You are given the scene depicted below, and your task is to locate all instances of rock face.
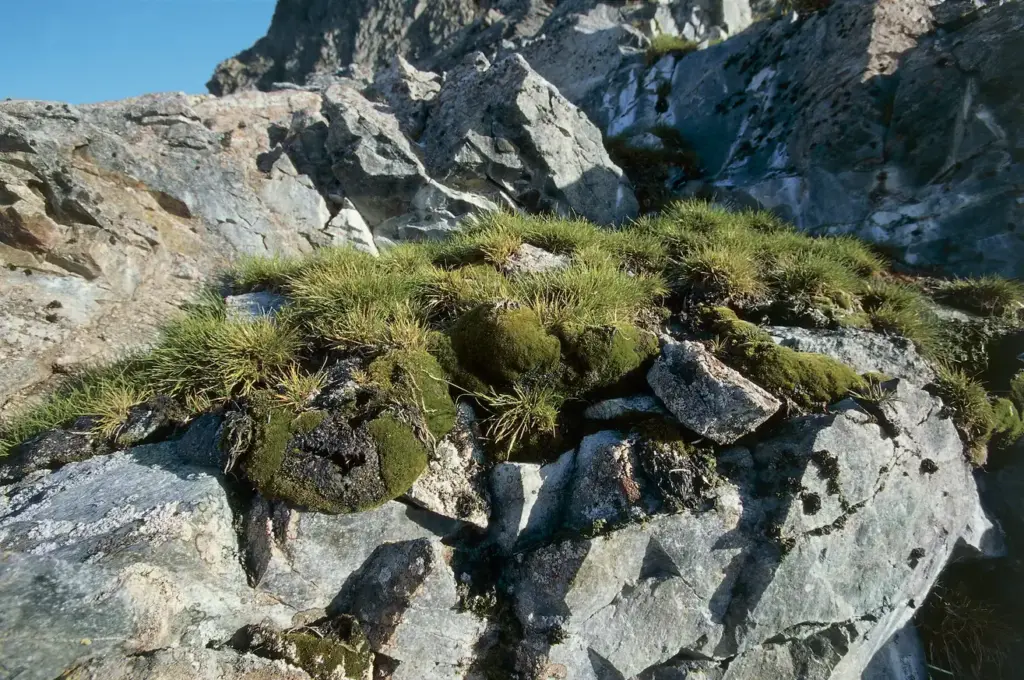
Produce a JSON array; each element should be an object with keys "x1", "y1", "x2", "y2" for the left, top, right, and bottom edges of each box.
[
  {"x1": 0, "y1": 91, "x2": 328, "y2": 416},
  {"x1": 604, "y1": 0, "x2": 1024, "y2": 277},
  {"x1": 510, "y1": 382, "x2": 992, "y2": 679},
  {"x1": 2, "y1": 56, "x2": 634, "y2": 414},
  {"x1": 422, "y1": 53, "x2": 638, "y2": 225}
]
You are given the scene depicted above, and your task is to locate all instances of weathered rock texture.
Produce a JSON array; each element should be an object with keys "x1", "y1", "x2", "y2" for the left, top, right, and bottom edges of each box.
[
  {"x1": 604, "y1": 0, "x2": 1024, "y2": 277},
  {"x1": 510, "y1": 382, "x2": 992, "y2": 679}
]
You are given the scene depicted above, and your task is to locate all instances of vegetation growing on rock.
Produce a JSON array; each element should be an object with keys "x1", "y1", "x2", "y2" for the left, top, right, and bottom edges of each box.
[{"x1": 2, "y1": 201, "x2": 1022, "y2": 472}]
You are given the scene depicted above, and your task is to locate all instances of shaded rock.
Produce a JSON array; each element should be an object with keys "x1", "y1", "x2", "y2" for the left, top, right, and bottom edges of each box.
[
  {"x1": 224, "y1": 292, "x2": 288, "y2": 322},
  {"x1": 606, "y1": 0, "x2": 1024, "y2": 278},
  {"x1": 406, "y1": 403, "x2": 491, "y2": 528},
  {"x1": 115, "y1": 395, "x2": 187, "y2": 447},
  {"x1": 584, "y1": 394, "x2": 667, "y2": 421},
  {"x1": 244, "y1": 499, "x2": 454, "y2": 612},
  {"x1": 490, "y1": 449, "x2": 575, "y2": 554},
  {"x1": 61, "y1": 647, "x2": 314, "y2": 680},
  {"x1": 422, "y1": 53, "x2": 638, "y2": 225},
  {"x1": 0, "y1": 445, "x2": 294, "y2": 680},
  {"x1": 566, "y1": 430, "x2": 646, "y2": 530},
  {"x1": 0, "y1": 417, "x2": 109, "y2": 482},
  {"x1": 648, "y1": 339, "x2": 781, "y2": 445},
  {"x1": 862, "y1": 622, "x2": 928, "y2": 680},
  {"x1": 502, "y1": 243, "x2": 570, "y2": 276},
  {"x1": 341, "y1": 538, "x2": 488, "y2": 675},
  {"x1": 768, "y1": 326, "x2": 935, "y2": 386}
]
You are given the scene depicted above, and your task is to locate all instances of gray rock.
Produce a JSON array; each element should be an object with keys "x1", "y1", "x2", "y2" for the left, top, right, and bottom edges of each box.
[
  {"x1": 115, "y1": 395, "x2": 187, "y2": 447},
  {"x1": 604, "y1": 0, "x2": 1024, "y2": 278},
  {"x1": 61, "y1": 647, "x2": 314, "y2": 680},
  {"x1": 322, "y1": 199, "x2": 379, "y2": 254},
  {"x1": 861, "y1": 622, "x2": 928, "y2": 680},
  {"x1": 502, "y1": 243, "x2": 570, "y2": 275},
  {"x1": 342, "y1": 538, "x2": 488, "y2": 675},
  {"x1": 584, "y1": 394, "x2": 667, "y2": 421},
  {"x1": 224, "y1": 291, "x2": 288, "y2": 322},
  {"x1": 208, "y1": 0, "x2": 481, "y2": 95},
  {"x1": 0, "y1": 446, "x2": 294, "y2": 680},
  {"x1": 368, "y1": 55, "x2": 442, "y2": 139},
  {"x1": 508, "y1": 381, "x2": 988, "y2": 679},
  {"x1": 422, "y1": 53, "x2": 638, "y2": 225},
  {"x1": 245, "y1": 499, "x2": 454, "y2": 612},
  {"x1": 0, "y1": 418, "x2": 108, "y2": 482},
  {"x1": 566, "y1": 430, "x2": 646, "y2": 530},
  {"x1": 406, "y1": 403, "x2": 491, "y2": 528},
  {"x1": 648, "y1": 339, "x2": 781, "y2": 445},
  {"x1": 768, "y1": 326, "x2": 935, "y2": 386},
  {"x1": 0, "y1": 90, "x2": 330, "y2": 418},
  {"x1": 490, "y1": 449, "x2": 575, "y2": 553}
]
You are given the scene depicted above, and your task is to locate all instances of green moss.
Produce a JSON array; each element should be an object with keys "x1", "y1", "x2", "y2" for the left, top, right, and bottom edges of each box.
[
  {"x1": 646, "y1": 34, "x2": 700, "y2": 65},
  {"x1": 451, "y1": 305, "x2": 561, "y2": 387},
  {"x1": 366, "y1": 416, "x2": 429, "y2": 499},
  {"x1": 367, "y1": 349, "x2": 457, "y2": 439},
  {"x1": 563, "y1": 325, "x2": 659, "y2": 390},
  {"x1": 244, "y1": 401, "x2": 328, "y2": 502},
  {"x1": 242, "y1": 617, "x2": 373, "y2": 680},
  {"x1": 704, "y1": 307, "x2": 866, "y2": 409},
  {"x1": 1011, "y1": 372, "x2": 1024, "y2": 413}
]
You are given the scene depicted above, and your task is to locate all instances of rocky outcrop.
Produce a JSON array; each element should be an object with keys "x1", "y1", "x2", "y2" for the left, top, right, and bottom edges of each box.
[
  {"x1": 2, "y1": 55, "x2": 633, "y2": 414},
  {"x1": 605, "y1": 0, "x2": 1024, "y2": 277},
  {"x1": 509, "y1": 382, "x2": 991, "y2": 679}
]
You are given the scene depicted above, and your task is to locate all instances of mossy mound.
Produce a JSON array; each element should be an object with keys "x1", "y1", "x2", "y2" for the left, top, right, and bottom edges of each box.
[
  {"x1": 367, "y1": 349, "x2": 457, "y2": 439},
  {"x1": 235, "y1": 617, "x2": 372, "y2": 680},
  {"x1": 238, "y1": 396, "x2": 426, "y2": 514},
  {"x1": 704, "y1": 307, "x2": 866, "y2": 409},
  {"x1": 562, "y1": 325, "x2": 659, "y2": 391},
  {"x1": 451, "y1": 305, "x2": 561, "y2": 388}
]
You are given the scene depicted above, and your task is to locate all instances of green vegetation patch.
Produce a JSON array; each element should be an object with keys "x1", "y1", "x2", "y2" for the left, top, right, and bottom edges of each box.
[
  {"x1": 932, "y1": 366, "x2": 1001, "y2": 466},
  {"x1": 451, "y1": 305, "x2": 562, "y2": 388},
  {"x1": 243, "y1": 401, "x2": 328, "y2": 506},
  {"x1": 704, "y1": 306, "x2": 866, "y2": 409},
  {"x1": 366, "y1": 415, "x2": 429, "y2": 499},
  {"x1": 646, "y1": 34, "x2": 700, "y2": 65},
  {"x1": 562, "y1": 325, "x2": 659, "y2": 391},
  {"x1": 367, "y1": 349, "x2": 457, "y2": 439},
  {"x1": 936, "y1": 276, "x2": 1024, "y2": 319}
]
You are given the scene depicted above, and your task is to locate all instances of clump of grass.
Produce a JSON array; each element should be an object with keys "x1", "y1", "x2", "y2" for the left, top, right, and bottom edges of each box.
[
  {"x1": 769, "y1": 250, "x2": 859, "y2": 307},
  {"x1": 230, "y1": 253, "x2": 303, "y2": 291},
  {"x1": 147, "y1": 306, "x2": 300, "y2": 403},
  {"x1": 937, "y1": 276, "x2": 1024, "y2": 319},
  {"x1": 646, "y1": 34, "x2": 700, "y2": 65},
  {"x1": 273, "y1": 365, "x2": 329, "y2": 411},
  {"x1": 677, "y1": 242, "x2": 766, "y2": 301},
  {"x1": 0, "y1": 362, "x2": 153, "y2": 456},
  {"x1": 474, "y1": 384, "x2": 564, "y2": 460},
  {"x1": 918, "y1": 581, "x2": 1012, "y2": 679},
  {"x1": 932, "y1": 365, "x2": 997, "y2": 466},
  {"x1": 860, "y1": 281, "x2": 941, "y2": 353}
]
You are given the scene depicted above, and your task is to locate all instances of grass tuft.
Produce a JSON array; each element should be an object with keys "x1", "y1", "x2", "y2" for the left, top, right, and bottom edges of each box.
[
  {"x1": 937, "y1": 276, "x2": 1024, "y2": 319},
  {"x1": 646, "y1": 34, "x2": 700, "y2": 65}
]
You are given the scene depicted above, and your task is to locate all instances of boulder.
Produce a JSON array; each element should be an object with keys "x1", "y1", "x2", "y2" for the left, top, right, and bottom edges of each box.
[
  {"x1": 322, "y1": 199, "x2": 379, "y2": 255},
  {"x1": 508, "y1": 381, "x2": 991, "y2": 679},
  {"x1": 422, "y1": 53, "x2": 638, "y2": 225},
  {"x1": 566, "y1": 430, "x2": 646, "y2": 530},
  {"x1": 368, "y1": 55, "x2": 442, "y2": 139},
  {"x1": 502, "y1": 243, "x2": 570, "y2": 276},
  {"x1": 490, "y1": 449, "x2": 576, "y2": 553},
  {"x1": 768, "y1": 326, "x2": 935, "y2": 386},
  {"x1": 224, "y1": 292, "x2": 288, "y2": 322},
  {"x1": 648, "y1": 339, "x2": 781, "y2": 445},
  {"x1": 0, "y1": 417, "x2": 109, "y2": 482},
  {"x1": 0, "y1": 444, "x2": 293, "y2": 680}
]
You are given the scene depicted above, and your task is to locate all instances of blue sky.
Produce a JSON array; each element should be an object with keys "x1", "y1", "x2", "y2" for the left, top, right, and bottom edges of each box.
[{"x1": 0, "y1": 0, "x2": 276, "y2": 104}]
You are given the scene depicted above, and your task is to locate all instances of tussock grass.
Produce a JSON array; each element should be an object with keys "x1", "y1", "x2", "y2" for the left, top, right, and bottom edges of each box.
[
  {"x1": 933, "y1": 365, "x2": 997, "y2": 466},
  {"x1": 5, "y1": 200, "x2": 1016, "y2": 466},
  {"x1": 937, "y1": 276, "x2": 1024, "y2": 319},
  {"x1": 0, "y1": 362, "x2": 153, "y2": 457}
]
